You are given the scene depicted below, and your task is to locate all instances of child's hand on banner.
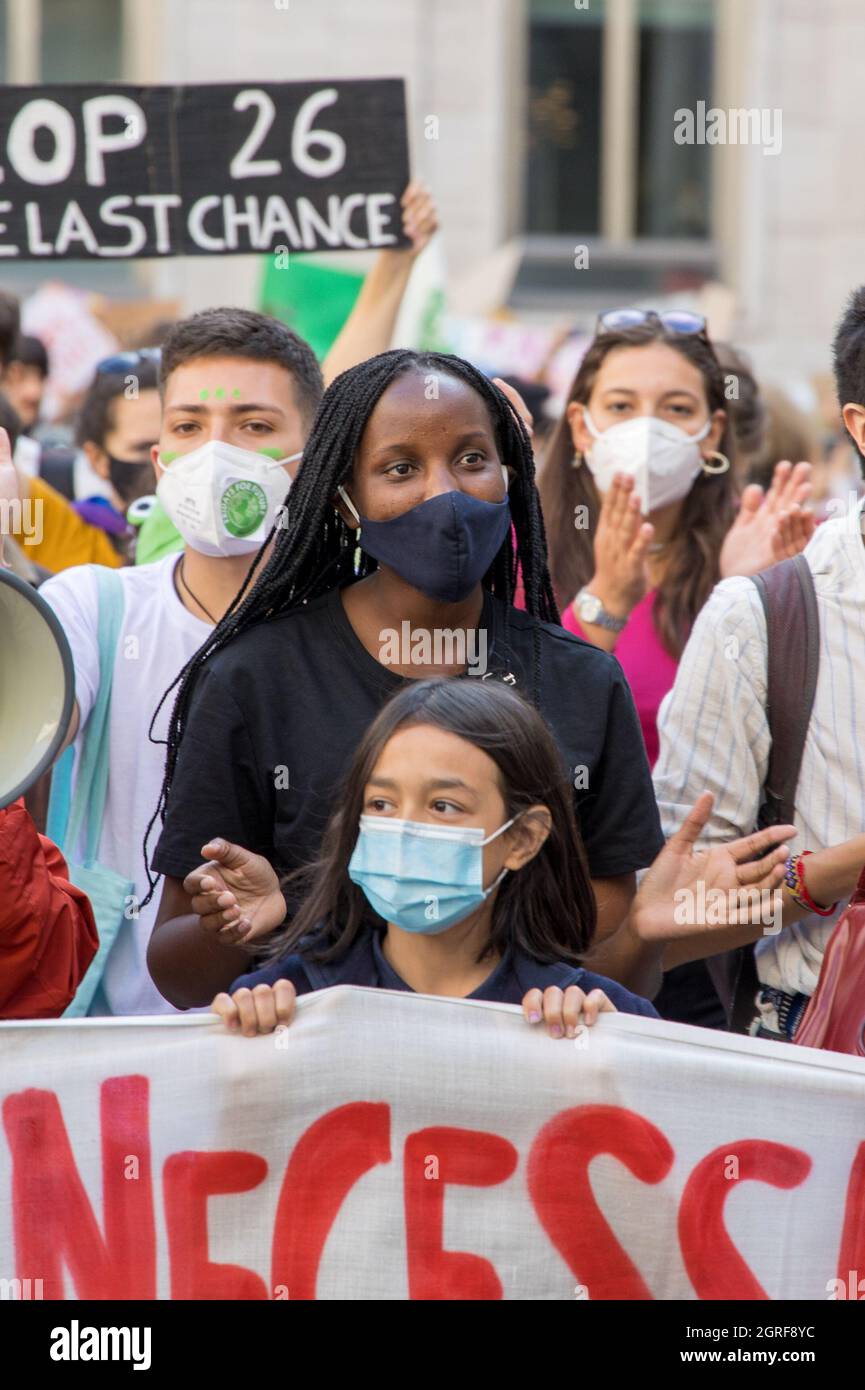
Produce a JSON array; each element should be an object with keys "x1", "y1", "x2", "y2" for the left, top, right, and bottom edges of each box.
[
  {"x1": 183, "y1": 839, "x2": 286, "y2": 944},
  {"x1": 521, "y1": 984, "x2": 616, "y2": 1040},
  {"x1": 212, "y1": 979, "x2": 297, "y2": 1036}
]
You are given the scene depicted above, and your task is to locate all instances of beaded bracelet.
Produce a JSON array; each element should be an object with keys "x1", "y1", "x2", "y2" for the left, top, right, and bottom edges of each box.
[{"x1": 783, "y1": 850, "x2": 838, "y2": 917}]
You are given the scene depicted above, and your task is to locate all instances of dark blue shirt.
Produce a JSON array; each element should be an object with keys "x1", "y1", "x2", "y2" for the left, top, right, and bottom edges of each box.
[{"x1": 230, "y1": 927, "x2": 659, "y2": 1017}]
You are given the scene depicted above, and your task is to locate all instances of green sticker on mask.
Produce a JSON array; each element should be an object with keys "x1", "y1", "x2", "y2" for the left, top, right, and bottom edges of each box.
[{"x1": 221, "y1": 479, "x2": 268, "y2": 537}]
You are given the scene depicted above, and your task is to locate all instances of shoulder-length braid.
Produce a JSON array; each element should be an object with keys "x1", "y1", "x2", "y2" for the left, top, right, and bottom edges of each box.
[
  {"x1": 143, "y1": 350, "x2": 559, "y2": 897},
  {"x1": 537, "y1": 322, "x2": 737, "y2": 659}
]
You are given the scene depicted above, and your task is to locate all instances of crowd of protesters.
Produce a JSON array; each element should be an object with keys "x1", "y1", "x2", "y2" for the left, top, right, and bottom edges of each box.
[{"x1": 2, "y1": 180, "x2": 863, "y2": 1054}]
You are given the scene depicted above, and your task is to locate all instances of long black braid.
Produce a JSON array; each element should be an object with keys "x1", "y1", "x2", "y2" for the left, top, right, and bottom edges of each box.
[{"x1": 142, "y1": 349, "x2": 559, "y2": 900}]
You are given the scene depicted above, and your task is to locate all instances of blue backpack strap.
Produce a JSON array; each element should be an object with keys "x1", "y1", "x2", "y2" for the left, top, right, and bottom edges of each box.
[
  {"x1": 45, "y1": 743, "x2": 75, "y2": 848},
  {"x1": 60, "y1": 566, "x2": 125, "y2": 862}
]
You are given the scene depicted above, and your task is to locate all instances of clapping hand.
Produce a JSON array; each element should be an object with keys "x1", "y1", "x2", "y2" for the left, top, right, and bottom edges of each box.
[
  {"x1": 720, "y1": 461, "x2": 815, "y2": 578},
  {"x1": 631, "y1": 792, "x2": 795, "y2": 942}
]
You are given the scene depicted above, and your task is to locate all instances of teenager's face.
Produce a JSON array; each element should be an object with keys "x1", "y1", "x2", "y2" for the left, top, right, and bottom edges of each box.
[
  {"x1": 104, "y1": 387, "x2": 162, "y2": 457},
  {"x1": 567, "y1": 342, "x2": 725, "y2": 463},
  {"x1": 3, "y1": 362, "x2": 44, "y2": 430},
  {"x1": 344, "y1": 370, "x2": 508, "y2": 521},
  {"x1": 154, "y1": 356, "x2": 306, "y2": 481},
  {"x1": 361, "y1": 723, "x2": 550, "y2": 893},
  {"x1": 84, "y1": 388, "x2": 162, "y2": 508}
]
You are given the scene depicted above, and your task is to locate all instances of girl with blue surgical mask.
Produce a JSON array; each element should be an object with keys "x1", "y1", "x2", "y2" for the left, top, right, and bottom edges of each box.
[{"x1": 208, "y1": 678, "x2": 793, "y2": 1038}]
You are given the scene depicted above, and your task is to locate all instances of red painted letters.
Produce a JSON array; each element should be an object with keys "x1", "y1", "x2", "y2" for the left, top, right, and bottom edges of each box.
[{"x1": 404, "y1": 1126, "x2": 518, "y2": 1299}]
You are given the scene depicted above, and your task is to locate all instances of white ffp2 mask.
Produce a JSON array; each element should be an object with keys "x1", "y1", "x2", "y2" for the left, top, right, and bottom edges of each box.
[
  {"x1": 156, "y1": 439, "x2": 301, "y2": 557},
  {"x1": 582, "y1": 409, "x2": 711, "y2": 513}
]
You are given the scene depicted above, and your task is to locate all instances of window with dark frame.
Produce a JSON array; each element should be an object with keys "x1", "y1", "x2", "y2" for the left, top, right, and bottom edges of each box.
[
  {"x1": 525, "y1": 0, "x2": 604, "y2": 236},
  {"x1": 524, "y1": 0, "x2": 715, "y2": 241}
]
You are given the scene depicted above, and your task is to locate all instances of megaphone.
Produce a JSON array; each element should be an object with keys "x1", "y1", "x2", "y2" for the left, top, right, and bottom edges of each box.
[{"x1": 0, "y1": 566, "x2": 75, "y2": 809}]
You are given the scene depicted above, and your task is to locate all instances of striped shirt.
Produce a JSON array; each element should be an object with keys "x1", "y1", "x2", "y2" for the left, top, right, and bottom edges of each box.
[{"x1": 653, "y1": 505, "x2": 865, "y2": 996}]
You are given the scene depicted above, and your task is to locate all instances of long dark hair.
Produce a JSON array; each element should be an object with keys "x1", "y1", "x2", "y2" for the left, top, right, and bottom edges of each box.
[
  {"x1": 538, "y1": 321, "x2": 737, "y2": 658},
  {"x1": 143, "y1": 350, "x2": 559, "y2": 899},
  {"x1": 266, "y1": 677, "x2": 597, "y2": 966}
]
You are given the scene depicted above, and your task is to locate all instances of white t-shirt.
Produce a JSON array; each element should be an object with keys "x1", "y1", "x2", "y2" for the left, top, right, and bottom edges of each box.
[{"x1": 40, "y1": 554, "x2": 211, "y2": 1015}]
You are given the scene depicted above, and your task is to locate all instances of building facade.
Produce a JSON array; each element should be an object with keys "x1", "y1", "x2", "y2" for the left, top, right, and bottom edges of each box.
[{"x1": 0, "y1": 0, "x2": 861, "y2": 381}]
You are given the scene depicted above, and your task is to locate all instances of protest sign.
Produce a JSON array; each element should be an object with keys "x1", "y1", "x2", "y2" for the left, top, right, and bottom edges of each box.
[
  {"x1": 0, "y1": 80, "x2": 409, "y2": 259},
  {"x1": 1, "y1": 985, "x2": 864, "y2": 1301}
]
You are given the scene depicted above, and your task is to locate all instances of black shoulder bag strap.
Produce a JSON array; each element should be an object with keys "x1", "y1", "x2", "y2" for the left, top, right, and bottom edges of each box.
[{"x1": 705, "y1": 553, "x2": 820, "y2": 1032}]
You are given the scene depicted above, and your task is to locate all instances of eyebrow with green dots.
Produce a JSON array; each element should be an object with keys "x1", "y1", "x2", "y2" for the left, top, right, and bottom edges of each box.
[{"x1": 197, "y1": 387, "x2": 247, "y2": 401}]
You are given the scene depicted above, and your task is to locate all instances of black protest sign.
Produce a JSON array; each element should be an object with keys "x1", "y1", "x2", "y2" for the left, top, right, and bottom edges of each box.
[{"x1": 0, "y1": 79, "x2": 410, "y2": 259}]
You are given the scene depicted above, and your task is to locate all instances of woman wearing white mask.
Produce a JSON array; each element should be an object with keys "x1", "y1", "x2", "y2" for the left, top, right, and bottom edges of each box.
[{"x1": 538, "y1": 309, "x2": 814, "y2": 769}]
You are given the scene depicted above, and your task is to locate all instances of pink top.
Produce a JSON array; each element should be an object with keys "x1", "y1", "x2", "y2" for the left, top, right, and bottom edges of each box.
[{"x1": 561, "y1": 590, "x2": 678, "y2": 768}]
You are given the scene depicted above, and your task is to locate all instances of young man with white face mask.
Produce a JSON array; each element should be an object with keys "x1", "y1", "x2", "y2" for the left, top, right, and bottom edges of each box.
[
  {"x1": 37, "y1": 311, "x2": 321, "y2": 1014},
  {"x1": 32, "y1": 181, "x2": 439, "y2": 1016}
]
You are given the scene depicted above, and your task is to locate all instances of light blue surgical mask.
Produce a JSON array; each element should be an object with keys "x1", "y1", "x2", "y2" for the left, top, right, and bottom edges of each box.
[{"x1": 348, "y1": 813, "x2": 517, "y2": 934}]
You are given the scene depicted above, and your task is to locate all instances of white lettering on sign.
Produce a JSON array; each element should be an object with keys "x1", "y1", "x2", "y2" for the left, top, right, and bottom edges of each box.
[
  {"x1": 24, "y1": 203, "x2": 52, "y2": 254},
  {"x1": 82, "y1": 96, "x2": 147, "y2": 185},
  {"x1": 258, "y1": 195, "x2": 301, "y2": 248},
  {"x1": 366, "y1": 192, "x2": 398, "y2": 246},
  {"x1": 22, "y1": 194, "x2": 181, "y2": 256},
  {"x1": 54, "y1": 200, "x2": 100, "y2": 255},
  {"x1": 0, "y1": 201, "x2": 18, "y2": 255},
  {"x1": 336, "y1": 192, "x2": 368, "y2": 249},
  {"x1": 7, "y1": 99, "x2": 76, "y2": 185},
  {"x1": 134, "y1": 193, "x2": 181, "y2": 254},
  {"x1": 98, "y1": 195, "x2": 147, "y2": 256},
  {"x1": 185, "y1": 191, "x2": 398, "y2": 253},
  {"x1": 230, "y1": 90, "x2": 281, "y2": 179},
  {"x1": 0, "y1": 80, "x2": 408, "y2": 257},
  {"x1": 291, "y1": 89, "x2": 346, "y2": 178},
  {"x1": 186, "y1": 195, "x2": 225, "y2": 251}
]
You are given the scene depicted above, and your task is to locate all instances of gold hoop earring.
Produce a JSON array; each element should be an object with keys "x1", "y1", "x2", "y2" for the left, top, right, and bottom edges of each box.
[{"x1": 701, "y1": 451, "x2": 730, "y2": 475}]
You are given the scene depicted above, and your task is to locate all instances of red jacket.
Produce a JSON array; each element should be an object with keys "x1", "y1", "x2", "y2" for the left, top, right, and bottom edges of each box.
[{"x1": 0, "y1": 799, "x2": 98, "y2": 1018}]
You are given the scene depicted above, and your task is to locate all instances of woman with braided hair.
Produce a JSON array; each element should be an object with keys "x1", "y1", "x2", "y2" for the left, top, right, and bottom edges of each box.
[{"x1": 147, "y1": 348, "x2": 664, "y2": 1008}]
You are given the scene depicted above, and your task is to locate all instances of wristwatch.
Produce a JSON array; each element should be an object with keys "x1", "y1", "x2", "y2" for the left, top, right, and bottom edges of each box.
[{"x1": 574, "y1": 587, "x2": 628, "y2": 633}]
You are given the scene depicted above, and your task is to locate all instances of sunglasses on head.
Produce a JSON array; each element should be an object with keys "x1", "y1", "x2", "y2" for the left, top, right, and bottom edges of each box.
[
  {"x1": 95, "y1": 347, "x2": 161, "y2": 375},
  {"x1": 595, "y1": 308, "x2": 707, "y2": 338}
]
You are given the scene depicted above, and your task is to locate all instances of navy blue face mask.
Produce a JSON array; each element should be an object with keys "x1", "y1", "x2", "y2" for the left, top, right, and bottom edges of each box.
[{"x1": 338, "y1": 477, "x2": 512, "y2": 604}]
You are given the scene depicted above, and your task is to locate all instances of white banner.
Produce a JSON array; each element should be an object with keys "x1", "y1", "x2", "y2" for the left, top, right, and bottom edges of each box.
[{"x1": 1, "y1": 985, "x2": 864, "y2": 1301}]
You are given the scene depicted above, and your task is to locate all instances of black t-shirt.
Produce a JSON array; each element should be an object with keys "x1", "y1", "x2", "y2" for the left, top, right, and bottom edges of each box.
[{"x1": 152, "y1": 585, "x2": 664, "y2": 887}]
